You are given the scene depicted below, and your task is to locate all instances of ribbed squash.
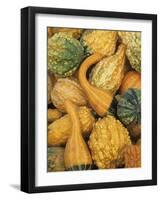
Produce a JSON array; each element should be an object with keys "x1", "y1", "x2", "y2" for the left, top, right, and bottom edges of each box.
[
  {"x1": 64, "y1": 100, "x2": 92, "y2": 170},
  {"x1": 118, "y1": 31, "x2": 141, "y2": 72},
  {"x1": 88, "y1": 115, "x2": 131, "y2": 169},
  {"x1": 119, "y1": 71, "x2": 141, "y2": 94},
  {"x1": 90, "y1": 44, "x2": 126, "y2": 95},
  {"x1": 48, "y1": 33, "x2": 84, "y2": 77},
  {"x1": 81, "y1": 30, "x2": 118, "y2": 56},
  {"x1": 78, "y1": 53, "x2": 113, "y2": 117},
  {"x1": 48, "y1": 109, "x2": 62, "y2": 123},
  {"x1": 51, "y1": 78, "x2": 87, "y2": 112},
  {"x1": 48, "y1": 27, "x2": 83, "y2": 39},
  {"x1": 48, "y1": 106, "x2": 95, "y2": 146},
  {"x1": 117, "y1": 88, "x2": 141, "y2": 126},
  {"x1": 48, "y1": 147, "x2": 65, "y2": 172},
  {"x1": 121, "y1": 144, "x2": 141, "y2": 168}
]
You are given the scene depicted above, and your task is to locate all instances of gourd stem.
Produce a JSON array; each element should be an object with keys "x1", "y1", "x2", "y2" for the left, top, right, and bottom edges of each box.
[
  {"x1": 78, "y1": 53, "x2": 103, "y2": 91},
  {"x1": 64, "y1": 100, "x2": 81, "y2": 137}
]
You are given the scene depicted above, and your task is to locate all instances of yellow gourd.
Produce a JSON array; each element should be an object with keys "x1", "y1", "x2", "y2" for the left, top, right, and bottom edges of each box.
[
  {"x1": 48, "y1": 109, "x2": 62, "y2": 123},
  {"x1": 64, "y1": 100, "x2": 92, "y2": 170},
  {"x1": 48, "y1": 106, "x2": 95, "y2": 146},
  {"x1": 78, "y1": 53, "x2": 113, "y2": 117}
]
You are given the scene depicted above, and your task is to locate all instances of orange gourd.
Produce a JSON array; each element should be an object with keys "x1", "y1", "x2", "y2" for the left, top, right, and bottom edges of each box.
[
  {"x1": 78, "y1": 53, "x2": 113, "y2": 117},
  {"x1": 64, "y1": 100, "x2": 92, "y2": 170},
  {"x1": 119, "y1": 71, "x2": 141, "y2": 94}
]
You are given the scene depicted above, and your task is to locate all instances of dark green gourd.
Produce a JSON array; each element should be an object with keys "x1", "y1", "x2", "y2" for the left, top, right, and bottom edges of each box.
[
  {"x1": 48, "y1": 33, "x2": 84, "y2": 77},
  {"x1": 117, "y1": 88, "x2": 141, "y2": 126}
]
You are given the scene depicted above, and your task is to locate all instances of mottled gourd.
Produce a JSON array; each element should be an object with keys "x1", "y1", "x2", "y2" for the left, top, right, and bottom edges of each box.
[
  {"x1": 48, "y1": 147, "x2": 65, "y2": 172},
  {"x1": 90, "y1": 44, "x2": 126, "y2": 95},
  {"x1": 48, "y1": 33, "x2": 84, "y2": 77},
  {"x1": 118, "y1": 31, "x2": 141, "y2": 72}
]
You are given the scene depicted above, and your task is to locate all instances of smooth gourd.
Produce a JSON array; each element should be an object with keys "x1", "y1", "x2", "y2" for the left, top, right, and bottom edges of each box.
[
  {"x1": 78, "y1": 53, "x2": 113, "y2": 117},
  {"x1": 64, "y1": 100, "x2": 92, "y2": 170}
]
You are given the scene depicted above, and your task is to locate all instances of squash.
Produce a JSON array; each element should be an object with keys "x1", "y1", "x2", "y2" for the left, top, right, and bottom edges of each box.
[
  {"x1": 48, "y1": 109, "x2": 62, "y2": 123},
  {"x1": 81, "y1": 30, "x2": 118, "y2": 56},
  {"x1": 117, "y1": 88, "x2": 141, "y2": 126},
  {"x1": 119, "y1": 71, "x2": 141, "y2": 94},
  {"x1": 51, "y1": 78, "x2": 87, "y2": 112},
  {"x1": 88, "y1": 115, "x2": 131, "y2": 169},
  {"x1": 118, "y1": 31, "x2": 141, "y2": 72},
  {"x1": 121, "y1": 144, "x2": 141, "y2": 168},
  {"x1": 90, "y1": 44, "x2": 126, "y2": 95},
  {"x1": 48, "y1": 147, "x2": 65, "y2": 172},
  {"x1": 78, "y1": 53, "x2": 113, "y2": 117},
  {"x1": 47, "y1": 27, "x2": 83, "y2": 39},
  {"x1": 48, "y1": 106, "x2": 95, "y2": 146},
  {"x1": 64, "y1": 100, "x2": 92, "y2": 170},
  {"x1": 48, "y1": 33, "x2": 84, "y2": 77}
]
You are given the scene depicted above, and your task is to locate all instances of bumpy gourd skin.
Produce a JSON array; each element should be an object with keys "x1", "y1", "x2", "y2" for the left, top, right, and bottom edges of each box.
[
  {"x1": 81, "y1": 30, "x2": 118, "y2": 57},
  {"x1": 48, "y1": 27, "x2": 83, "y2": 39},
  {"x1": 48, "y1": 33, "x2": 84, "y2": 77},
  {"x1": 118, "y1": 31, "x2": 141, "y2": 72},
  {"x1": 88, "y1": 115, "x2": 131, "y2": 169},
  {"x1": 90, "y1": 44, "x2": 126, "y2": 95},
  {"x1": 121, "y1": 144, "x2": 141, "y2": 168},
  {"x1": 117, "y1": 88, "x2": 141, "y2": 126},
  {"x1": 51, "y1": 78, "x2": 87, "y2": 112}
]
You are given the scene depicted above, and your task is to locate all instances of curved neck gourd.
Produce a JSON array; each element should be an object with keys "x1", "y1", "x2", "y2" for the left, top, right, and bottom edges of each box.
[
  {"x1": 64, "y1": 100, "x2": 92, "y2": 170},
  {"x1": 78, "y1": 53, "x2": 113, "y2": 117}
]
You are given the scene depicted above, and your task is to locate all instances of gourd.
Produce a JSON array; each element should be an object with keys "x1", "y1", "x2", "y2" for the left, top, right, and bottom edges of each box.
[
  {"x1": 48, "y1": 106, "x2": 95, "y2": 146},
  {"x1": 48, "y1": 74, "x2": 52, "y2": 104},
  {"x1": 81, "y1": 30, "x2": 118, "y2": 56},
  {"x1": 51, "y1": 78, "x2": 87, "y2": 112},
  {"x1": 64, "y1": 100, "x2": 92, "y2": 170},
  {"x1": 121, "y1": 144, "x2": 141, "y2": 168},
  {"x1": 48, "y1": 147, "x2": 65, "y2": 172},
  {"x1": 78, "y1": 53, "x2": 113, "y2": 117},
  {"x1": 48, "y1": 27, "x2": 83, "y2": 39},
  {"x1": 118, "y1": 31, "x2": 141, "y2": 72},
  {"x1": 48, "y1": 109, "x2": 62, "y2": 123},
  {"x1": 119, "y1": 71, "x2": 141, "y2": 94},
  {"x1": 48, "y1": 33, "x2": 84, "y2": 77},
  {"x1": 88, "y1": 115, "x2": 131, "y2": 169},
  {"x1": 90, "y1": 44, "x2": 126, "y2": 95},
  {"x1": 117, "y1": 88, "x2": 141, "y2": 126}
]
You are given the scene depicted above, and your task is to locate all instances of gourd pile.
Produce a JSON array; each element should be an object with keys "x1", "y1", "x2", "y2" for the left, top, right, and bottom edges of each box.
[{"x1": 47, "y1": 28, "x2": 141, "y2": 172}]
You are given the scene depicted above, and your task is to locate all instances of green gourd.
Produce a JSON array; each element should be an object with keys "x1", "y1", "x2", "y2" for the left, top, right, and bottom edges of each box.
[
  {"x1": 48, "y1": 33, "x2": 84, "y2": 77},
  {"x1": 117, "y1": 88, "x2": 141, "y2": 126},
  {"x1": 48, "y1": 147, "x2": 65, "y2": 172}
]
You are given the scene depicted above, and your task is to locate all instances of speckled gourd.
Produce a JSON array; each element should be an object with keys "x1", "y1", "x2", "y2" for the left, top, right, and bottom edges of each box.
[
  {"x1": 118, "y1": 31, "x2": 141, "y2": 72},
  {"x1": 90, "y1": 44, "x2": 126, "y2": 95},
  {"x1": 48, "y1": 33, "x2": 84, "y2": 77},
  {"x1": 81, "y1": 30, "x2": 118, "y2": 57}
]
